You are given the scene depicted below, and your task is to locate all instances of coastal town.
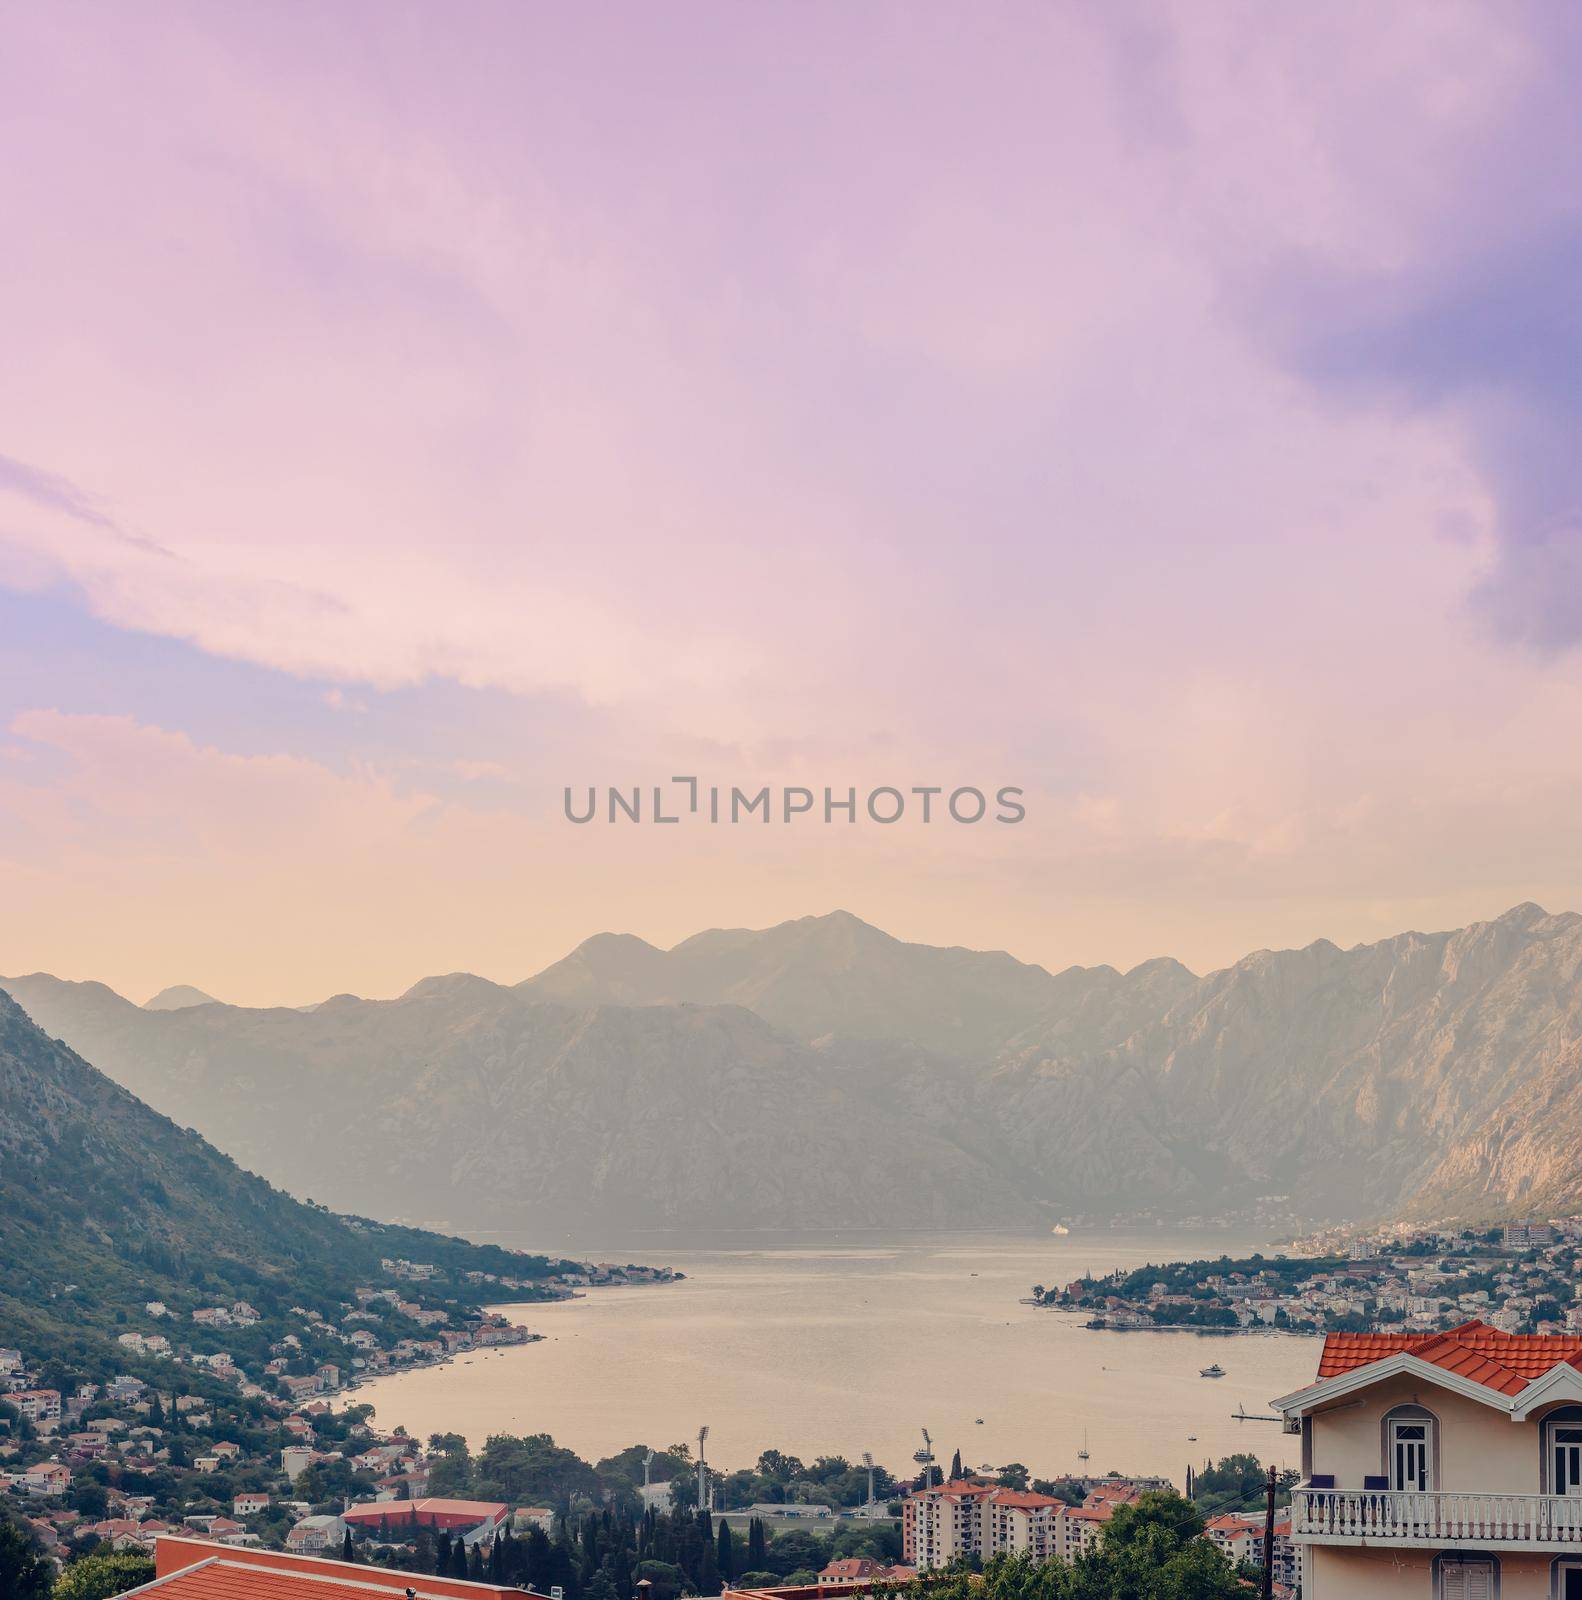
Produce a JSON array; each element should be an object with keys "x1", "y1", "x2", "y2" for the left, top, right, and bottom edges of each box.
[
  {"x1": 0, "y1": 1255, "x2": 678, "y2": 1563},
  {"x1": 1033, "y1": 1217, "x2": 1582, "y2": 1336},
  {"x1": 22, "y1": 1213, "x2": 1582, "y2": 1600},
  {"x1": 2, "y1": 1294, "x2": 1302, "y2": 1598}
]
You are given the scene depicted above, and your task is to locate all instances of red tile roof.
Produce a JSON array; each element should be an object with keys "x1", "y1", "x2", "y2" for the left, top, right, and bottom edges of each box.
[
  {"x1": 1316, "y1": 1319, "x2": 1582, "y2": 1396},
  {"x1": 986, "y1": 1490, "x2": 1064, "y2": 1510},
  {"x1": 150, "y1": 1537, "x2": 533, "y2": 1600},
  {"x1": 341, "y1": 1499, "x2": 506, "y2": 1527},
  {"x1": 820, "y1": 1559, "x2": 878, "y2": 1579}
]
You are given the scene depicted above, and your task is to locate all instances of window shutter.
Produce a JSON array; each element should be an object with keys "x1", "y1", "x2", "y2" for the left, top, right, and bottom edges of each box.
[{"x1": 1442, "y1": 1561, "x2": 1494, "y2": 1600}]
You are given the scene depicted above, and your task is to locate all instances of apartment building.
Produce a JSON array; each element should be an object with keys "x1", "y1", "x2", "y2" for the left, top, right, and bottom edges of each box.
[
  {"x1": 10, "y1": 1389, "x2": 62, "y2": 1422},
  {"x1": 1274, "y1": 1319, "x2": 1582, "y2": 1598},
  {"x1": 903, "y1": 1480, "x2": 1068, "y2": 1569}
]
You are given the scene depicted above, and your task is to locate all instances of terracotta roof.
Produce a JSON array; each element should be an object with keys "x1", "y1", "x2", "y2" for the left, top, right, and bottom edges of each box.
[
  {"x1": 1204, "y1": 1514, "x2": 1260, "y2": 1534},
  {"x1": 986, "y1": 1490, "x2": 1064, "y2": 1510},
  {"x1": 342, "y1": 1499, "x2": 507, "y2": 1525},
  {"x1": 1315, "y1": 1319, "x2": 1582, "y2": 1397},
  {"x1": 149, "y1": 1538, "x2": 533, "y2": 1600}
]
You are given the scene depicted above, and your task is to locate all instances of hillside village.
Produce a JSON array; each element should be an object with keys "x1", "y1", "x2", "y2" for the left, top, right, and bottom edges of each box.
[
  {"x1": 1037, "y1": 1218, "x2": 1582, "y2": 1335},
  {"x1": 0, "y1": 1255, "x2": 676, "y2": 1564}
]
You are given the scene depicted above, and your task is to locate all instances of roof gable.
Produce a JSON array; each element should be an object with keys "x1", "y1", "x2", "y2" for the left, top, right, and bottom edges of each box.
[{"x1": 1277, "y1": 1321, "x2": 1582, "y2": 1418}]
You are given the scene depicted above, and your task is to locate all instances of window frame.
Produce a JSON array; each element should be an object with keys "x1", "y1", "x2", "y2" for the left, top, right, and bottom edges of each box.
[
  {"x1": 1542, "y1": 1408, "x2": 1582, "y2": 1496},
  {"x1": 1434, "y1": 1552, "x2": 1499, "y2": 1600},
  {"x1": 1381, "y1": 1402, "x2": 1440, "y2": 1493}
]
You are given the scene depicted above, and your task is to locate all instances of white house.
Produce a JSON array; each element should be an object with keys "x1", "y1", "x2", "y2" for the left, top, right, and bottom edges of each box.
[{"x1": 1274, "y1": 1319, "x2": 1582, "y2": 1598}]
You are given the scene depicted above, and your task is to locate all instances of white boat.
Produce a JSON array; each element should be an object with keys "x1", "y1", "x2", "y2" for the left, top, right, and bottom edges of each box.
[{"x1": 1200, "y1": 1363, "x2": 1226, "y2": 1378}]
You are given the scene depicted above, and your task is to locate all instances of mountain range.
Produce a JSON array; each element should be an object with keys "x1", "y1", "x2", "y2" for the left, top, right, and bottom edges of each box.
[{"x1": 7, "y1": 903, "x2": 1582, "y2": 1237}]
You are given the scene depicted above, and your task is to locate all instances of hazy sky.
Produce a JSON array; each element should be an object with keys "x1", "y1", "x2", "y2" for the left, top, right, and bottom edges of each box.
[{"x1": 5, "y1": 2, "x2": 1582, "y2": 1004}]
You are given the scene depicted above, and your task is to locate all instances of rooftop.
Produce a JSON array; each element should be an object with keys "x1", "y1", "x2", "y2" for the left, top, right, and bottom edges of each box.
[
  {"x1": 141, "y1": 1538, "x2": 545, "y2": 1600},
  {"x1": 1316, "y1": 1319, "x2": 1582, "y2": 1397}
]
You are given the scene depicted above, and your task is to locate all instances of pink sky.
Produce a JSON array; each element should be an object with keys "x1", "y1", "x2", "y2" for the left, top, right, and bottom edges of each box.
[{"x1": 4, "y1": 2, "x2": 1582, "y2": 1003}]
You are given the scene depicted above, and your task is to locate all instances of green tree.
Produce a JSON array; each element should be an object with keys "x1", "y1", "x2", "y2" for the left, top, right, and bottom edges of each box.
[
  {"x1": 2, "y1": 1518, "x2": 54, "y2": 1600},
  {"x1": 763, "y1": 1530, "x2": 826, "y2": 1579},
  {"x1": 54, "y1": 1551, "x2": 157, "y2": 1600},
  {"x1": 1103, "y1": 1490, "x2": 1204, "y2": 1551},
  {"x1": 716, "y1": 1518, "x2": 736, "y2": 1580},
  {"x1": 755, "y1": 1450, "x2": 803, "y2": 1483}
]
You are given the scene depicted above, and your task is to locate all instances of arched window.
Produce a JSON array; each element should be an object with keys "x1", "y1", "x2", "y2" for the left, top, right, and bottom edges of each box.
[
  {"x1": 1543, "y1": 1407, "x2": 1582, "y2": 1496},
  {"x1": 1382, "y1": 1403, "x2": 1439, "y2": 1492}
]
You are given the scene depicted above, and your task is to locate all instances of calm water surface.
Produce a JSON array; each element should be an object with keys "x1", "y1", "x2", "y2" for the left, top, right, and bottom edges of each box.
[{"x1": 356, "y1": 1232, "x2": 1312, "y2": 1485}]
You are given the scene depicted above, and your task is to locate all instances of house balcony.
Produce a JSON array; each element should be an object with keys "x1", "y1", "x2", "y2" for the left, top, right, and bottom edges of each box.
[{"x1": 1292, "y1": 1485, "x2": 1582, "y2": 1551}]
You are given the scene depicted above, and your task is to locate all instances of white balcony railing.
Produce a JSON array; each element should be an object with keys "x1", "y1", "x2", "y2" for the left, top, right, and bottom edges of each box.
[{"x1": 1293, "y1": 1486, "x2": 1582, "y2": 1549}]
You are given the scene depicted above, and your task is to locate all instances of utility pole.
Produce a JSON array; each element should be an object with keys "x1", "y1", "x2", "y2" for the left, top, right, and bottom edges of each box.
[
  {"x1": 697, "y1": 1426, "x2": 710, "y2": 1512},
  {"x1": 1260, "y1": 1463, "x2": 1277, "y2": 1600}
]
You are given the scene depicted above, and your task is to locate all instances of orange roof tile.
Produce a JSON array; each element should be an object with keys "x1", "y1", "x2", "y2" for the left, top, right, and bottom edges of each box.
[
  {"x1": 151, "y1": 1538, "x2": 531, "y2": 1600},
  {"x1": 1315, "y1": 1319, "x2": 1582, "y2": 1396}
]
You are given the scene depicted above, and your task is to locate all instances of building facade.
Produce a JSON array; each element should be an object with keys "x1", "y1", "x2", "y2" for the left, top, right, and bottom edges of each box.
[
  {"x1": 1274, "y1": 1319, "x2": 1582, "y2": 1598},
  {"x1": 903, "y1": 1480, "x2": 1068, "y2": 1569}
]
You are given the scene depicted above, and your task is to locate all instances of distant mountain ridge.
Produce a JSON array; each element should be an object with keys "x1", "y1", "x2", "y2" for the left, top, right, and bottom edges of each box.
[
  {"x1": 9, "y1": 904, "x2": 1582, "y2": 1234},
  {"x1": 143, "y1": 983, "x2": 220, "y2": 1011},
  {"x1": 517, "y1": 910, "x2": 1193, "y2": 1056}
]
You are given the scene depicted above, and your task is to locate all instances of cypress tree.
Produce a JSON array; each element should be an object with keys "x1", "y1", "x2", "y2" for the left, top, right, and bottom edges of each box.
[
  {"x1": 716, "y1": 1519, "x2": 735, "y2": 1580},
  {"x1": 524, "y1": 1527, "x2": 553, "y2": 1593},
  {"x1": 747, "y1": 1518, "x2": 766, "y2": 1571},
  {"x1": 341, "y1": 1530, "x2": 356, "y2": 1564},
  {"x1": 950, "y1": 1450, "x2": 962, "y2": 1482},
  {"x1": 452, "y1": 1541, "x2": 470, "y2": 1580},
  {"x1": 435, "y1": 1531, "x2": 452, "y2": 1576},
  {"x1": 490, "y1": 1533, "x2": 504, "y2": 1582}
]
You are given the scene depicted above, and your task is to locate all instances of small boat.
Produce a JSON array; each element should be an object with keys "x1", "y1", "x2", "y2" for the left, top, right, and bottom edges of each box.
[
  {"x1": 1077, "y1": 1431, "x2": 1090, "y2": 1463},
  {"x1": 1200, "y1": 1364, "x2": 1226, "y2": 1378},
  {"x1": 1187, "y1": 1435, "x2": 1197, "y2": 1442},
  {"x1": 1051, "y1": 1224, "x2": 1069, "y2": 1235},
  {"x1": 975, "y1": 1418, "x2": 984, "y2": 1425}
]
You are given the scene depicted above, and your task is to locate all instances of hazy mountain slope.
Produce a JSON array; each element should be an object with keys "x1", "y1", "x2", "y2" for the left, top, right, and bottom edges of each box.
[
  {"x1": 0, "y1": 989, "x2": 570, "y2": 1364},
  {"x1": 15, "y1": 903, "x2": 1582, "y2": 1232},
  {"x1": 520, "y1": 909, "x2": 1195, "y2": 1057},
  {"x1": 1160, "y1": 903, "x2": 1582, "y2": 1216},
  {"x1": 0, "y1": 975, "x2": 1042, "y2": 1233}
]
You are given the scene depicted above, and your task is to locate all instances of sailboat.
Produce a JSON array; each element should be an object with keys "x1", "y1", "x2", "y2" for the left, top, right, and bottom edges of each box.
[{"x1": 1077, "y1": 1430, "x2": 1090, "y2": 1463}]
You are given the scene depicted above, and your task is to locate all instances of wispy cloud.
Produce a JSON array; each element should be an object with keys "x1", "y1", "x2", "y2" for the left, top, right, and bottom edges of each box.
[{"x1": 4, "y1": 2, "x2": 1582, "y2": 993}]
